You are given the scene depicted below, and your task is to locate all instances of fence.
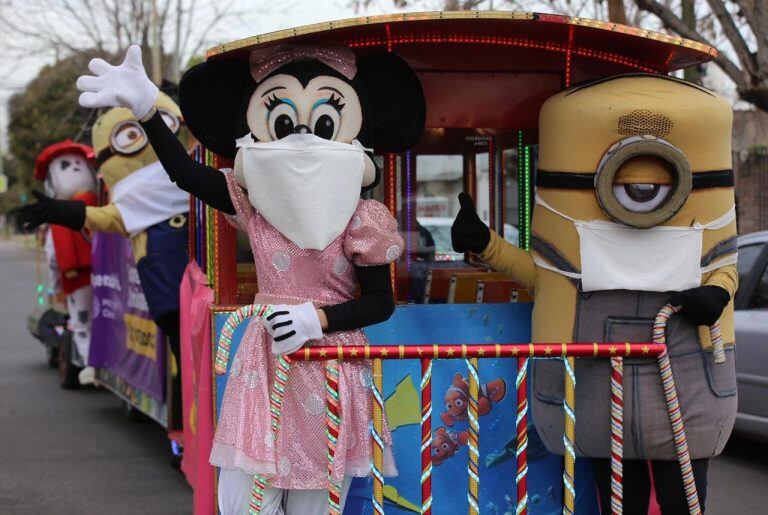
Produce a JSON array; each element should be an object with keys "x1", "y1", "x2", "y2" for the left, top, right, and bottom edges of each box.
[{"x1": 217, "y1": 304, "x2": 706, "y2": 515}]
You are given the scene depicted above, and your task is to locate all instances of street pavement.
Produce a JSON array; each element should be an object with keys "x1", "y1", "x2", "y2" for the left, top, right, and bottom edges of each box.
[
  {"x1": 0, "y1": 238, "x2": 766, "y2": 514},
  {"x1": 0, "y1": 239, "x2": 192, "y2": 515}
]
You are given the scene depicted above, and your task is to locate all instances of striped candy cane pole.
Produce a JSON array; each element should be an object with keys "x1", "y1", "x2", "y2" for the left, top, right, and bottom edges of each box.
[
  {"x1": 710, "y1": 320, "x2": 725, "y2": 364},
  {"x1": 421, "y1": 358, "x2": 433, "y2": 514},
  {"x1": 326, "y1": 360, "x2": 342, "y2": 515},
  {"x1": 562, "y1": 356, "x2": 576, "y2": 515},
  {"x1": 215, "y1": 304, "x2": 271, "y2": 374},
  {"x1": 371, "y1": 358, "x2": 386, "y2": 515},
  {"x1": 249, "y1": 352, "x2": 293, "y2": 515},
  {"x1": 214, "y1": 304, "x2": 289, "y2": 515},
  {"x1": 516, "y1": 357, "x2": 529, "y2": 515},
  {"x1": 653, "y1": 305, "x2": 702, "y2": 515},
  {"x1": 609, "y1": 356, "x2": 624, "y2": 515},
  {"x1": 466, "y1": 358, "x2": 481, "y2": 515}
]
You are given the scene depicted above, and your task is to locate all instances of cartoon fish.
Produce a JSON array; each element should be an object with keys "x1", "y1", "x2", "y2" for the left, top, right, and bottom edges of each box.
[
  {"x1": 440, "y1": 373, "x2": 507, "y2": 427},
  {"x1": 431, "y1": 426, "x2": 469, "y2": 466}
]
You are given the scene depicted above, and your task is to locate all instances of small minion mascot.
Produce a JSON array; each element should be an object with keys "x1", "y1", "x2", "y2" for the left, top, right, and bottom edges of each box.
[
  {"x1": 15, "y1": 91, "x2": 191, "y2": 427},
  {"x1": 34, "y1": 140, "x2": 98, "y2": 384},
  {"x1": 74, "y1": 44, "x2": 424, "y2": 515},
  {"x1": 452, "y1": 75, "x2": 737, "y2": 513}
]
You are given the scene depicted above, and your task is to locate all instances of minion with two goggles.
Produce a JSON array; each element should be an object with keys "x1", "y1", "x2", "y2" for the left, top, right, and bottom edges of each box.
[
  {"x1": 452, "y1": 74, "x2": 737, "y2": 513},
  {"x1": 15, "y1": 91, "x2": 191, "y2": 429}
]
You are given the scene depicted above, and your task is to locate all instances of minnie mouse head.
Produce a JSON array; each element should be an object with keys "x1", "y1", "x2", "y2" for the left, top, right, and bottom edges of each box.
[{"x1": 178, "y1": 45, "x2": 426, "y2": 190}]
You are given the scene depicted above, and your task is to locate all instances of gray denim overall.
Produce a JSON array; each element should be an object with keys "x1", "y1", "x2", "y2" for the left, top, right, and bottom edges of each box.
[{"x1": 530, "y1": 289, "x2": 737, "y2": 460}]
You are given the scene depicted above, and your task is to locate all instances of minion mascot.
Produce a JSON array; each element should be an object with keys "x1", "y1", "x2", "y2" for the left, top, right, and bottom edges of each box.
[
  {"x1": 15, "y1": 92, "x2": 191, "y2": 429},
  {"x1": 452, "y1": 75, "x2": 737, "y2": 513},
  {"x1": 34, "y1": 140, "x2": 98, "y2": 385}
]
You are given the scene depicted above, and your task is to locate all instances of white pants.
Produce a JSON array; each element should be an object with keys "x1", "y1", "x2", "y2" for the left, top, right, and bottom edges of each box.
[
  {"x1": 67, "y1": 286, "x2": 92, "y2": 364},
  {"x1": 218, "y1": 469, "x2": 353, "y2": 515}
]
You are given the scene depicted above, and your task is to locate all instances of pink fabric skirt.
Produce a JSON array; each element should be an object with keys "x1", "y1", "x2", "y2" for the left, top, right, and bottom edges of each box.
[{"x1": 210, "y1": 293, "x2": 397, "y2": 490}]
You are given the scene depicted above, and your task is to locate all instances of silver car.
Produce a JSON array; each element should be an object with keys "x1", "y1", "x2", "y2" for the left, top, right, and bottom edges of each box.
[{"x1": 734, "y1": 230, "x2": 768, "y2": 441}]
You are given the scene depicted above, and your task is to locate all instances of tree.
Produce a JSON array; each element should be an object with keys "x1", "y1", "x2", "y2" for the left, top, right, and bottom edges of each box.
[
  {"x1": 0, "y1": 0, "x2": 260, "y2": 84},
  {"x1": 633, "y1": 0, "x2": 767, "y2": 113},
  {"x1": 2, "y1": 52, "x2": 104, "y2": 211}
]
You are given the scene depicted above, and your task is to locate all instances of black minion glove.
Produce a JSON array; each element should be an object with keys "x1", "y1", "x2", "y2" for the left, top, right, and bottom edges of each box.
[
  {"x1": 10, "y1": 190, "x2": 86, "y2": 232},
  {"x1": 451, "y1": 192, "x2": 491, "y2": 254},
  {"x1": 668, "y1": 285, "x2": 730, "y2": 327}
]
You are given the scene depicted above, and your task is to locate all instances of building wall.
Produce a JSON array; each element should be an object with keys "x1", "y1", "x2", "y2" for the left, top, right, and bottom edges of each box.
[{"x1": 732, "y1": 110, "x2": 768, "y2": 235}]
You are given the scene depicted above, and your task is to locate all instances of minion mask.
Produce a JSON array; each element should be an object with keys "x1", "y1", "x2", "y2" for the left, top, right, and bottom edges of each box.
[
  {"x1": 534, "y1": 74, "x2": 736, "y2": 293},
  {"x1": 92, "y1": 91, "x2": 189, "y2": 190}
]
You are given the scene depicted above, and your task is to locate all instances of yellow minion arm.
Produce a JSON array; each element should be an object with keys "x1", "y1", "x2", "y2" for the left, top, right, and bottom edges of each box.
[
  {"x1": 480, "y1": 231, "x2": 537, "y2": 294},
  {"x1": 703, "y1": 263, "x2": 738, "y2": 299},
  {"x1": 85, "y1": 204, "x2": 128, "y2": 236}
]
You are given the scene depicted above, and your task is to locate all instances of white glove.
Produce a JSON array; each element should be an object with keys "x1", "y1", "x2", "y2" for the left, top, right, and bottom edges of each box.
[
  {"x1": 76, "y1": 45, "x2": 159, "y2": 119},
  {"x1": 266, "y1": 302, "x2": 324, "y2": 355}
]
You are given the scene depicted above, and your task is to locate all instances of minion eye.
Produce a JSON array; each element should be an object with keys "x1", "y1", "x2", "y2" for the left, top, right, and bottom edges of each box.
[
  {"x1": 613, "y1": 184, "x2": 671, "y2": 213},
  {"x1": 158, "y1": 108, "x2": 180, "y2": 134},
  {"x1": 110, "y1": 120, "x2": 148, "y2": 155}
]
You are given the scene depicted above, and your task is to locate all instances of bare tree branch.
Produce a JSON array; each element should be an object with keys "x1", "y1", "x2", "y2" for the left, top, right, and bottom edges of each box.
[
  {"x1": 634, "y1": 0, "x2": 746, "y2": 89},
  {"x1": 705, "y1": 0, "x2": 755, "y2": 75}
]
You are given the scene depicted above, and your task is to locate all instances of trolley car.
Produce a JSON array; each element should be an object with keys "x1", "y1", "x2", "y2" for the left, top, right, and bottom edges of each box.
[{"x1": 183, "y1": 11, "x2": 716, "y2": 514}]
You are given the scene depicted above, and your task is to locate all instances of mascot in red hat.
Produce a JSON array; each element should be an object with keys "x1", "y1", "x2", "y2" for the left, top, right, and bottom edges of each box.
[{"x1": 34, "y1": 140, "x2": 98, "y2": 385}]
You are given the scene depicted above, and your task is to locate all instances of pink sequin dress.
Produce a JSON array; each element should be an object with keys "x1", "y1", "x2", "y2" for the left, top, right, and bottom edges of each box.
[{"x1": 210, "y1": 171, "x2": 402, "y2": 489}]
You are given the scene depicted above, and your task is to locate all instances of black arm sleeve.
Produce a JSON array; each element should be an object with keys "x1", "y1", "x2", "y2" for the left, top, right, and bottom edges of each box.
[
  {"x1": 323, "y1": 264, "x2": 395, "y2": 332},
  {"x1": 140, "y1": 111, "x2": 235, "y2": 215}
]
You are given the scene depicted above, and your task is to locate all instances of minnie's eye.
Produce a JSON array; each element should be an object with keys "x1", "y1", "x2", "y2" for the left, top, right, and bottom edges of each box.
[
  {"x1": 267, "y1": 102, "x2": 297, "y2": 140},
  {"x1": 310, "y1": 103, "x2": 340, "y2": 140},
  {"x1": 111, "y1": 121, "x2": 147, "y2": 154},
  {"x1": 612, "y1": 184, "x2": 671, "y2": 213}
]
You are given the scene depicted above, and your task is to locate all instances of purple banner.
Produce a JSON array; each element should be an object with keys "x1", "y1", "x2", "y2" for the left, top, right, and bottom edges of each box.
[{"x1": 89, "y1": 232, "x2": 165, "y2": 401}]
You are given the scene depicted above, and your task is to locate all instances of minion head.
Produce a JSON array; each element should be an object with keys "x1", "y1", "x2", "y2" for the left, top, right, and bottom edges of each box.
[
  {"x1": 537, "y1": 74, "x2": 733, "y2": 229},
  {"x1": 92, "y1": 91, "x2": 189, "y2": 190}
]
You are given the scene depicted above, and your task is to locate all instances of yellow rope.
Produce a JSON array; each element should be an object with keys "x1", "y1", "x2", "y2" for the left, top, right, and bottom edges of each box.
[
  {"x1": 372, "y1": 358, "x2": 385, "y2": 514},
  {"x1": 563, "y1": 356, "x2": 576, "y2": 514}
]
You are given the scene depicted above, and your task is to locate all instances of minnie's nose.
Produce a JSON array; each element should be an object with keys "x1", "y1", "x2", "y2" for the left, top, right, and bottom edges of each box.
[{"x1": 293, "y1": 124, "x2": 311, "y2": 135}]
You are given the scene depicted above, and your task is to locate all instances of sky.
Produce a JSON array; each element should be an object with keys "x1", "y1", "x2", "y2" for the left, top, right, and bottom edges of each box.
[
  {"x1": 0, "y1": 0, "x2": 424, "y2": 151},
  {"x1": 0, "y1": 0, "x2": 745, "y2": 152}
]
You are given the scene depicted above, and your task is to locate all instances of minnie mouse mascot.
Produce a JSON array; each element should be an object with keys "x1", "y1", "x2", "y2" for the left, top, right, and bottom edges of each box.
[{"x1": 76, "y1": 45, "x2": 425, "y2": 514}]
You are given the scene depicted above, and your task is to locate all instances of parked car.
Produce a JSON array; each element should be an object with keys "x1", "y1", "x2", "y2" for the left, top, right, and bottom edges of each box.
[{"x1": 734, "y1": 230, "x2": 768, "y2": 442}]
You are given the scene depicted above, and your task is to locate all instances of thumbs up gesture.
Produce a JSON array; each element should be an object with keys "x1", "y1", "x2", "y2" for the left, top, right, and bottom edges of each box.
[
  {"x1": 76, "y1": 45, "x2": 159, "y2": 119},
  {"x1": 451, "y1": 193, "x2": 491, "y2": 254}
]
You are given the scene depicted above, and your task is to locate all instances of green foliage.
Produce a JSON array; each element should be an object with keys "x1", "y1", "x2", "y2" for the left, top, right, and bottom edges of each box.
[{"x1": 4, "y1": 51, "x2": 109, "y2": 211}]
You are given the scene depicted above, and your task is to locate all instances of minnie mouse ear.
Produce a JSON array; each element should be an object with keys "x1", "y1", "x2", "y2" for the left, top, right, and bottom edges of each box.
[
  {"x1": 357, "y1": 52, "x2": 426, "y2": 152},
  {"x1": 179, "y1": 60, "x2": 254, "y2": 159}
]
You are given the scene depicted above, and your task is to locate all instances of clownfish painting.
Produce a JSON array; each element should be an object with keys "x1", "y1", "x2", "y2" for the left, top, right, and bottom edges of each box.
[
  {"x1": 440, "y1": 373, "x2": 507, "y2": 427},
  {"x1": 431, "y1": 426, "x2": 470, "y2": 466}
]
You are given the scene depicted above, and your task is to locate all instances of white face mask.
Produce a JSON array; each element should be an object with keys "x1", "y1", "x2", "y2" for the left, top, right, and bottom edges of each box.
[
  {"x1": 534, "y1": 194, "x2": 736, "y2": 292},
  {"x1": 236, "y1": 133, "x2": 366, "y2": 250}
]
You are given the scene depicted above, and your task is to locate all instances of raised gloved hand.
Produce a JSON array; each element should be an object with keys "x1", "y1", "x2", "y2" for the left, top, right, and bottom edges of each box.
[
  {"x1": 668, "y1": 285, "x2": 730, "y2": 326},
  {"x1": 76, "y1": 45, "x2": 159, "y2": 119},
  {"x1": 451, "y1": 192, "x2": 490, "y2": 253},
  {"x1": 9, "y1": 190, "x2": 86, "y2": 232},
  {"x1": 266, "y1": 302, "x2": 324, "y2": 355}
]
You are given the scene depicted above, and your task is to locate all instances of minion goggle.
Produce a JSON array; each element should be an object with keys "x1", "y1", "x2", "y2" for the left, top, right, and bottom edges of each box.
[
  {"x1": 95, "y1": 108, "x2": 183, "y2": 165},
  {"x1": 536, "y1": 135, "x2": 734, "y2": 228}
]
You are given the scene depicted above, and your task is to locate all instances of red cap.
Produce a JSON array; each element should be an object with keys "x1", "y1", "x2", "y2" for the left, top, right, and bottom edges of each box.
[{"x1": 34, "y1": 139, "x2": 95, "y2": 181}]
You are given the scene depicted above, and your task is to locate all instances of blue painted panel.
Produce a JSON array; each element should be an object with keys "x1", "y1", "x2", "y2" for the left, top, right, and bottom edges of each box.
[{"x1": 212, "y1": 304, "x2": 597, "y2": 514}]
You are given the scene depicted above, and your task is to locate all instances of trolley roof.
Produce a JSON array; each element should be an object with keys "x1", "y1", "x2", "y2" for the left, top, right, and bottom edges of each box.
[{"x1": 206, "y1": 11, "x2": 717, "y2": 138}]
